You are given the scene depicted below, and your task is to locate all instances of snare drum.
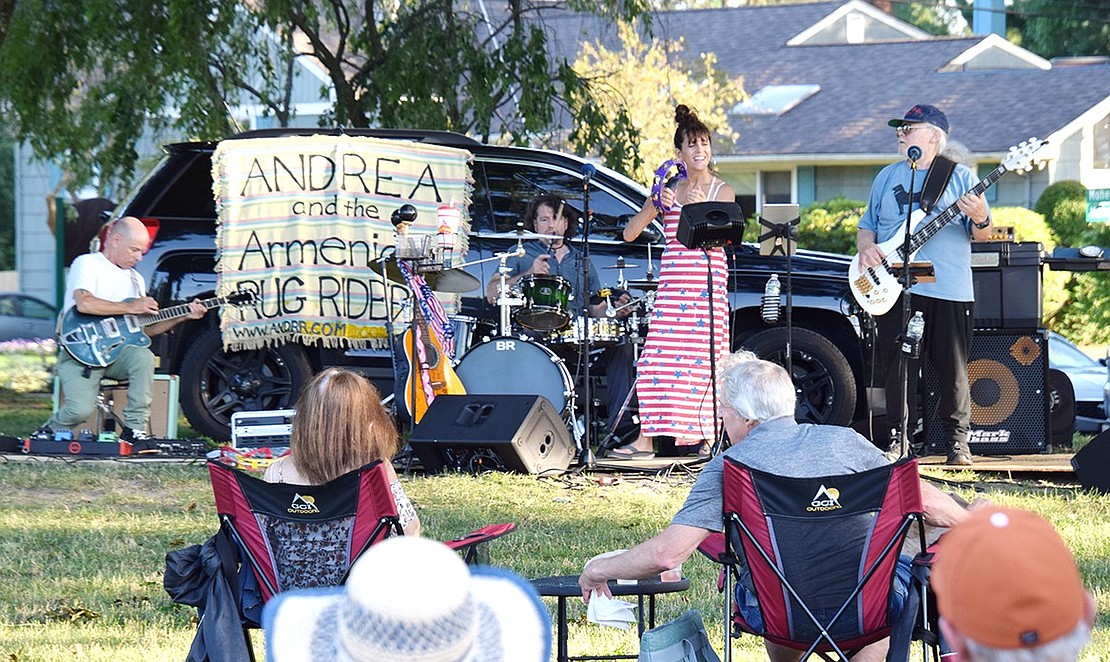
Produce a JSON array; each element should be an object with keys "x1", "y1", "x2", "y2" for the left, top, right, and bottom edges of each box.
[
  {"x1": 515, "y1": 275, "x2": 572, "y2": 331},
  {"x1": 547, "y1": 317, "x2": 627, "y2": 346},
  {"x1": 454, "y1": 336, "x2": 575, "y2": 415},
  {"x1": 448, "y1": 315, "x2": 494, "y2": 360}
]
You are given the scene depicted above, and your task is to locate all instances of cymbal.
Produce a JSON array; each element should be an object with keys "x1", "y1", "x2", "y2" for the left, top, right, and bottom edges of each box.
[
  {"x1": 481, "y1": 230, "x2": 565, "y2": 241},
  {"x1": 369, "y1": 259, "x2": 480, "y2": 293},
  {"x1": 625, "y1": 279, "x2": 658, "y2": 291},
  {"x1": 603, "y1": 262, "x2": 640, "y2": 269}
]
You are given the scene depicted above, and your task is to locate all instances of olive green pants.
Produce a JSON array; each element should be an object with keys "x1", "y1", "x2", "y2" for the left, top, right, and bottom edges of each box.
[{"x1": 49, "y1": 347, "x2": 155, "y2": 432}]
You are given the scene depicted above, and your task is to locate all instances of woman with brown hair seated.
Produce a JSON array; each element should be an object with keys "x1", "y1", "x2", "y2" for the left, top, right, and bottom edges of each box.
[{"x1": 264, "y1": 367, "x2": 420, "y2": 536}]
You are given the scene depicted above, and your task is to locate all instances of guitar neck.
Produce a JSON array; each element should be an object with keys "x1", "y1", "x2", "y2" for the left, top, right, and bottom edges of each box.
[
  {"x1": 136, "y1": 297, "x2": 224, "y2": 327},
  {"x1": 898, "y1": 164, "x2": 1005, "y2": 259}
]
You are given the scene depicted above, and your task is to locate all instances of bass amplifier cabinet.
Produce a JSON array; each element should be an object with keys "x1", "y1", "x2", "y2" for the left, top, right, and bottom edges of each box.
[
  {"x1": 925, "y1": 329, "x2": 1049, "y2": 455},
  {"x1": 409, "y1": 395, "x2": 574, "y2": 475},
  {"x1": 971, "y1": 241, "x2": 1043, "y2": 328}
]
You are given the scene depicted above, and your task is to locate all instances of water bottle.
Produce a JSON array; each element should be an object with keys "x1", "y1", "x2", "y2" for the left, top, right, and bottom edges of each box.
[
  {"x1": 902, "y1": 310, "x2": 925, "y2": 358},
  {"x1": 761, "y1": 274, "x2": 781, "y2": 324}
]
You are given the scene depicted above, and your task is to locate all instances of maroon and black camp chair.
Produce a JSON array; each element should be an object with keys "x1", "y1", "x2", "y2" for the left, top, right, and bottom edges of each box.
[
  {"x1": 166, "y1": 458, "x2": 515, "y2": 661},
  {"x1": 698, "y1": 456, "x2": 941, "y2": 662}
]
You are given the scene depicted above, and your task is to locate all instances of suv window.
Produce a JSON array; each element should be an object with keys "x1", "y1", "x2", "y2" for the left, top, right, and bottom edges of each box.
[
  {"x1": 474, "y1": 160, "x2": 636, "y2": 234},
  {"x1": 149, "y1": 153, "x2": 218, "y2": 220}
]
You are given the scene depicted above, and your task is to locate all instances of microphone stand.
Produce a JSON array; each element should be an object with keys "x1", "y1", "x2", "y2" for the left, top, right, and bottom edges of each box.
[
  {"x1": 757, "y1": 212, "x2": 800, "y2": 378},
  {"x1": 894, "y1": 153, "x2": 920, "y2": 459},
  {"x1": 578, "y1": 167, "x2": 596, "y2": 467}
]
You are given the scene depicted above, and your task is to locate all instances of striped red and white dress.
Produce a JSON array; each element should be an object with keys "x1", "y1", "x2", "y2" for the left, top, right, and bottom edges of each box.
[{"x1": 635, "y1": 186, "x2": 731, "y2": 440}]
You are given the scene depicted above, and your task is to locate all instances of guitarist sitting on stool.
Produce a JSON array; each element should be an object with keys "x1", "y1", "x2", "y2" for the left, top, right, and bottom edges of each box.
[
  {"x1": 855, "y1": 104, "x2": 992, "y2": 466},
  {"x1": 37, "y1": 216, "x2": 206, "y2": 444}
]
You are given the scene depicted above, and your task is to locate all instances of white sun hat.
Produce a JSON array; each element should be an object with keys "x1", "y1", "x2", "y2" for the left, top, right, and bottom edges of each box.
[{"x1": 262, "y1": 536, "x2": 550, "y2": 661}]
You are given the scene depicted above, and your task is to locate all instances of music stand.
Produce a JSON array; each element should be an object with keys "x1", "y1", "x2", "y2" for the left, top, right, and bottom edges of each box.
[
  {"x1": 758, "y1": 204, "x2": 800, "y2": 379},
  {"x1": 677, "y1": 201, "x2": 744, "y2": 456}
]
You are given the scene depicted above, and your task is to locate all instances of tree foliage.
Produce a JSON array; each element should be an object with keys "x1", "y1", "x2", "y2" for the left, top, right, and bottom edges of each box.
[
  {"x1": 0, "y1": 0, "x2": 651, "y2": 189},
  {"x1": 569, "y1": 20, "x2": 746, "y2": 182},
  {"x1": 1012, "y1": 0, "x2": 1110, "y2": 58}
]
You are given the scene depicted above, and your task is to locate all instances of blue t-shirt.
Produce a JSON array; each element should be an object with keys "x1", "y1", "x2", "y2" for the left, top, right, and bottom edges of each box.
[{"x1": 857, "y1": 160, "x2": 986, "y2": 302}]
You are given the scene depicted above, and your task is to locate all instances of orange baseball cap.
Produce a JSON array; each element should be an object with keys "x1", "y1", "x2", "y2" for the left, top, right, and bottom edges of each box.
[{"x1": 932, "y1": 506, "x2": 1086, "y2": 649}]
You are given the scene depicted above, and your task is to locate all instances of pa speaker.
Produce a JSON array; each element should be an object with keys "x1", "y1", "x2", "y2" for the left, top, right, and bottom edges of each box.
[
  {"x1": 925, "y1": 329, "x2": 1049, "y2": 455},
  {"x1": 409, "y1": 395, "x2": 574, "y2": 475},
  {"x1": 1072, "y1": 429, "x2": 1110, "y2": 493}
]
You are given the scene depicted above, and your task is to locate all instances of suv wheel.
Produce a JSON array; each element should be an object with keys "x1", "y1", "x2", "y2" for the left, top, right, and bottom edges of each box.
[
  {"x1": 740, "y1": 327, "x2": 857, "y2": 425},
  {"x1": 179, "y1": 327, "x2": 314, "y2": 440}
]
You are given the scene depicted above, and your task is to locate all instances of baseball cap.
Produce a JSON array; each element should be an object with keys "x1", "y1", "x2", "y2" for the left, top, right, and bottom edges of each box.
[
  {"x1": 932, "y1": 506, "x2": 1086, "y2": 649},
  {"x1": 888, "y1": 104, "x2": 949, "y2": 134},
  {"x1": 263, "y1": 536, "x2": 551, "y2": 661}
]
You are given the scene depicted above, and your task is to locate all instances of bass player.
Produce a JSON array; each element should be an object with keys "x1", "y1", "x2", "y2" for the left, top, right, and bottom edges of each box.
[
  {"x1": 855, "y1": 104, "x2": 992, "y2": 466},
  {"x1": 38, "y1": 216, "x2": 206, "y2": 443}
]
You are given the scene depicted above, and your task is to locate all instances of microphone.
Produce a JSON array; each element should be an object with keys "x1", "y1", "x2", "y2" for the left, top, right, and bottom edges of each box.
[
  {"x1": 665, "y1": 176, "x2": 680, "y2": 192},
  {"x1": 907, "y1": 146, "x2": 922, "y2": 167},
  {"x1": 581, "y1": 162, "x2": 597, "y2": 183}
]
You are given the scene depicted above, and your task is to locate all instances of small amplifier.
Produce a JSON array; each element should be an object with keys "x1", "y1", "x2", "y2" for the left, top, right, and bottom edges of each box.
[{"x1": 230, "y1": 409, "x2": 295, "y2": 448}]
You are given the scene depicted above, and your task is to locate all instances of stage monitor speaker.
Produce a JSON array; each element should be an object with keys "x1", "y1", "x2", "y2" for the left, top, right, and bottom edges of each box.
[
  {"x1": 925, "y1": 329, "x2": 1049, "y2": 455},
  {"x1": 1072, "y1": 429, "x2": 1110, "y2": 494},
  {"x1": 677, "y1": 201, "x2": 745, "y2": 249},
  {"x1": 409, "y1": 394, "x2": 574, "y2": 475}
]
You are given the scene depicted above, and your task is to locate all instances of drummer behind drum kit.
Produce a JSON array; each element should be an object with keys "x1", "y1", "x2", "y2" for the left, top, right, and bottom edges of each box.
[{"x1": 389, "y1": 223, "x2": 656, "y2": 474}]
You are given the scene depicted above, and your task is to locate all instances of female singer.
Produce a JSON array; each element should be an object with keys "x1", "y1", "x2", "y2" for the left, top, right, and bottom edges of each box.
[{"x1": 610, "y1": 105, "x2": 734, "y2": 458}]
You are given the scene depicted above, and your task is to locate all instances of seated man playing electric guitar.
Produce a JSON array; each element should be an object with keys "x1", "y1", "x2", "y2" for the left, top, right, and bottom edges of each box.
[{"x1": 39, "y1": 216, "x2": 206, "y2": 443}]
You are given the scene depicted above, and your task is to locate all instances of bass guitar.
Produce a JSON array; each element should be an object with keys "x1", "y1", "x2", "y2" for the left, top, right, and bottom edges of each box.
[
  {"x1": 401, "y1": 303, "x2": 465, "y2": 424},
  {"x1": 60, "y1": 292, "x2": 254, "y2": 367},
  {"x1": 849, "y1": 138, "x2": 1047, "y2": 316}
]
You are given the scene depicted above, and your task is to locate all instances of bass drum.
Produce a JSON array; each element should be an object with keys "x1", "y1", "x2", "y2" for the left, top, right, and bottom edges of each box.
[{"x1": 454, "y1": 336, "x2": 574, "y2": 415}]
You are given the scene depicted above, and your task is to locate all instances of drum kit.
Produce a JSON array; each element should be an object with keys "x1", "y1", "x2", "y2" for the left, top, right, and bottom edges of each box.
[{"x1": 375, "y1": 223, "x2": 657, "y2": 452}]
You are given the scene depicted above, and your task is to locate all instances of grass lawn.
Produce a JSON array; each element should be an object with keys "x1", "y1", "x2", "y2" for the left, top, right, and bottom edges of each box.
[{"x1": 0, "y1": 394, "x2": 1107, "y2": 661}]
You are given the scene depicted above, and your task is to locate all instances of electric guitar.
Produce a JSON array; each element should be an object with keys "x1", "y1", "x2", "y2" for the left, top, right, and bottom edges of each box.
[
  {"x1": 401, "y1": 303, "x2": 465, "y2": 423},
  {"x1": 849, "y1": 138, "x2": 1047, "y2": 316},
  {"x1": 60, "y1": 292, "x2": 254, "y2": 367}
]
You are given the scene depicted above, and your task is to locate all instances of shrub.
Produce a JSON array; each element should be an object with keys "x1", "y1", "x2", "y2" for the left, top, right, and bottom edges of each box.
[
  {"x1": 1035, "y1": 180, "x2": 1088, "y2": 244},
  {"x1": 0, "y1": 339, "x2": 56, "y2": 394}
]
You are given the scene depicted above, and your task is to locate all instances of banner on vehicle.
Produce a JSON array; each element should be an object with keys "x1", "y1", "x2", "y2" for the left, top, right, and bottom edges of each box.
[{"x1": 212, "y1": 135, "x2": 472, "y2": 351}]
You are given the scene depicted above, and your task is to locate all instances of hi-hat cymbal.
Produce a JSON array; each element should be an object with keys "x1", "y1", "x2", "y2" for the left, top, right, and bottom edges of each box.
[
  {"x1": 603, "y1": 262, "x2": 640, "y2": 269},
  {"x1": 625, "y1": 279, "x2": 658, "y2": 291},
  {"x1": 369, "y1": 259, "x2": 480, "y2": 293},
  {"x1": 481, "y1": 230, "x2": 565, "y2": 241}
]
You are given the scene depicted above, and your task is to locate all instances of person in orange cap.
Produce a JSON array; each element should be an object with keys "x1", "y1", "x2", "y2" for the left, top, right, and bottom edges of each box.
[{"x1": 932, "y1": 506, "x2": 1096, "y2": 661}]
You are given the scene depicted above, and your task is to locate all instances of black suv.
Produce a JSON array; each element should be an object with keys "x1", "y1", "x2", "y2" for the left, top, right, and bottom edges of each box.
[{"x1": 116, "y1": 128, "x2": 869, "y2": 440}]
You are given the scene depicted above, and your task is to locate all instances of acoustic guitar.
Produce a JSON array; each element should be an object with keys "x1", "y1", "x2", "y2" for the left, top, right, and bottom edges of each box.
[
  {"x1": 401, "y1": 302, "x2": 465, "y2": 423},
  {"x1": 848, "y1": 138, "x2": 1047, "y2": 316},
  {"x1": 60, "y1": 292, "x2": 254, "y2": 367}
]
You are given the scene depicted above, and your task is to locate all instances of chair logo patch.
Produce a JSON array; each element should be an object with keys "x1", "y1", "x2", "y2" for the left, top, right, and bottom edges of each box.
[
  {"x1": 808, "y1": 485, "x2": 842, "y2": 512},
  {"x1": 288, "y1": 493, "x2": 320, "y2": 514}
]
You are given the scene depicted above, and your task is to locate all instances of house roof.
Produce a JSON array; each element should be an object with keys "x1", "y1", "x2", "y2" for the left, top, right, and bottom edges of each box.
[{"x1": 539, "y1": 0, "x2": 1110, "y2": 161}]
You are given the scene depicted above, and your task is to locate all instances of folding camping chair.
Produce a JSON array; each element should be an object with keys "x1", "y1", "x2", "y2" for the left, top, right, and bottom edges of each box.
[
  {"x1": 698, "y1": 456, "x2": 940, "y2": 662},
  {"x1": 166, "y1": 457, "x2": 515, "y2": 661}
]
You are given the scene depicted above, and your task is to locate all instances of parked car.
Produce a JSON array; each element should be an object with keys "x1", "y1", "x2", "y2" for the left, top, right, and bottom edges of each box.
[
  {"x1": 0, "y1": 293, "x2": 56, "y2": 342},
  {"x1": 1048, "y1": 331, "x2": 1110, "y2": 433},
  {"x1": 111, "y1": 128, "x2": 870, "y2": 440}
]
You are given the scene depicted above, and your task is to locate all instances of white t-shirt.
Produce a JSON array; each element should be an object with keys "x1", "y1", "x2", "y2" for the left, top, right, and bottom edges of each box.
[{"x1": 63, "y1": 251, "x2": 145, "y2": 314}]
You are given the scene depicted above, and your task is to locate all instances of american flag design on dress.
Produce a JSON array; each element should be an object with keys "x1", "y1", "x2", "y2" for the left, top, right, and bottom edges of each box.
[{"x1": 635, "y1": 203, "x2": 731, "y2": 440}]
